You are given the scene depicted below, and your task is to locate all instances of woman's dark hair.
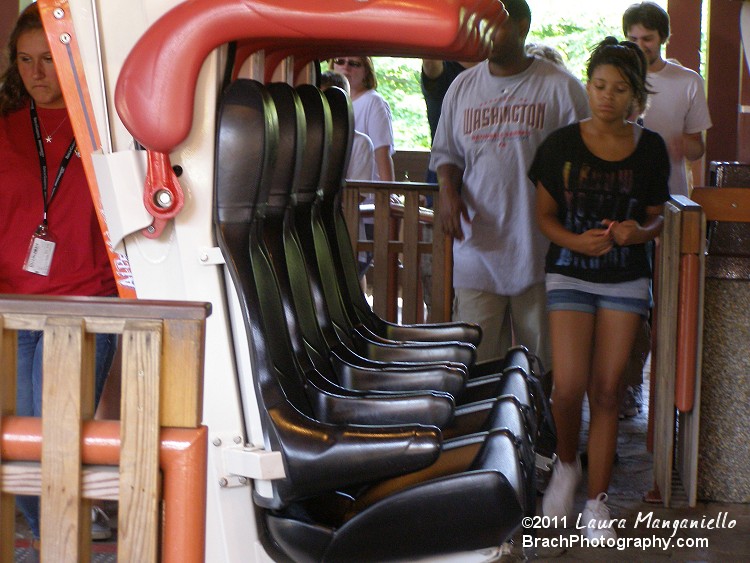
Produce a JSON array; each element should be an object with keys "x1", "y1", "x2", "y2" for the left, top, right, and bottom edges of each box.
[
  {"x1": 587, "y1": 36, "x2": 650, "y2": 115},
  {"x1": 0, "y1": 2, "x2": 44, "y2": 115},
  {"x1": 622, "y1": 2, "x2": 670, "y2": 43}
]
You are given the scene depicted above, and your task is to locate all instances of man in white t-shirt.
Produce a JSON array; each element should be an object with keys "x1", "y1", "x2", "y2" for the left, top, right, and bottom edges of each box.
[
  {"x1": 619, "y1": 2, "x2": 713, "y2": 419},
  {"x1": 430, "y1": 0, "x2": 589, "y2": 366},
  {"x1": 624, "y1": 2, "x2": 712, "y2": 197}
]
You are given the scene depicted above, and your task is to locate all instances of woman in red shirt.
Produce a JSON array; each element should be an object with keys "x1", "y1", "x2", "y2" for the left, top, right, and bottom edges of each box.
[{"x1": 0, "y1": 3, "x2": 117, "y2": 544}]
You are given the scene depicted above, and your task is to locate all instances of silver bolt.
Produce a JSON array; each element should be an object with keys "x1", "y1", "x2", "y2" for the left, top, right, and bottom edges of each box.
[
  {"x1": 200, "y1": 253, "x2": 209, "y2": 262},
  {"x1": 218, "y1": 478, "x2": 228, "y2": 487},
  {"x1": 53, "y1": 8, "x2": 65, "y2": 19},
  {"x1": 238, "y1": 476, "x2": 248, "y2": 485},
  {"x1": 155, "y1": 189, "x2": 173, "y2": 208},
  {"x1": 59, "y1": 33, "x2": 71, "y2": 45},
  {"x1": 212, "y1": 437, "x2": 222, "y2": 447},
  {"x1": 233, "y1": 435, "x2": 242, "y2": 444},
  {"x1": 146, "y1": 225, "x2": 156, "y2": 234}
]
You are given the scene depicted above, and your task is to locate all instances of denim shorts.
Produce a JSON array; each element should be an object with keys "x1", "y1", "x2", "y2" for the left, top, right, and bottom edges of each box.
[{"x1": 547, "y1": 289, "x2": 650, "y2": 317}]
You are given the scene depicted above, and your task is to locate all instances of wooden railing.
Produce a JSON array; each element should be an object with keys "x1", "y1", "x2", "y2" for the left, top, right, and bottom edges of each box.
[
  {"x1": 652, "y1": 196, "x2": 705, "y2": 508},
  {"x1": 0, "y1": 295, "x2": 210, "y2": 563},
  {"x1": 343, "y1": 180, "x2": 452, "y2": 324}
]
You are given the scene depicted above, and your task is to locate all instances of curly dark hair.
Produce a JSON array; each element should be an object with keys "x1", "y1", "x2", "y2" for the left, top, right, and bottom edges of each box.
[
  {"x1": 0, "y1": 3, "x2": 43, "y2": 115},
  {"x1": 587, "y1": 36, "x2": 651, "y2": 116}
]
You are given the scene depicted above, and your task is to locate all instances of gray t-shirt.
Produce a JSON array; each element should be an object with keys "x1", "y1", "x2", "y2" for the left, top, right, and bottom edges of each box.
[{"x1": 430, "y1": 57, "x2": 590, "y2": 295}]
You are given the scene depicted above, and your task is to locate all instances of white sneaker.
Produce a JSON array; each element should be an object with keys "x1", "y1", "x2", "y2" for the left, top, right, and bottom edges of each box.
[
  {"x1": 581, "y1": 493, "x2": 617, "y2": 543},
  {"x1": 541, "y1": 456, "x2": 581, "y2": 522},
  {"x1": 91, "y1": 505, "x2": 113, "y2": 541}
]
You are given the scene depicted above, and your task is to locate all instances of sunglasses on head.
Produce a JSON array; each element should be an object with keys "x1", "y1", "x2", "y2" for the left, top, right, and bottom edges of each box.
[{"x1": 333, "y1": 58, "x2": 363, "y2": 68}]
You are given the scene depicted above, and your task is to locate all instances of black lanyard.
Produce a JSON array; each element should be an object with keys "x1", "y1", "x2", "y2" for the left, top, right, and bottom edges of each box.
[{"x1": 29, "y1": 100, "x2": 77, "y2": 227}]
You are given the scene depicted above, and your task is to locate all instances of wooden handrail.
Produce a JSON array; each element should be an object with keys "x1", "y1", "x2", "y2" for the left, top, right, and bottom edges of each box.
[
  {"x1": 652, "y1": 196, "x2": 705, "y2": 508},
  {"x1": 0, "y1": 295, "x2": 210, "y2": 563},
  {"x1": 691, "y1": 186, "x2": 750, "y2": 222},
  {"x1": 343, "y1": 180, "x2": 452, "y2": 324}
]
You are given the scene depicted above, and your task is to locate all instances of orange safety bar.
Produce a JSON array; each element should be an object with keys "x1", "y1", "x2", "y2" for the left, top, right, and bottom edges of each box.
[
  {"x1": 38, "y1": 0, "x2": 137, "y2": 296},
  {"x1": 675, "y1": 253, "x2": 700, "y2": 412},
  {"x1": 2, "y1": 417, "x2": 207, "y2": 563}
]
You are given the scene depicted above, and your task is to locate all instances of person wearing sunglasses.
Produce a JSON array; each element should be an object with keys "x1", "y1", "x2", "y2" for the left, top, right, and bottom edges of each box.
[
  {"x1": 331, "y1": 56, "x2": 395, "y2": 281},
  {"x1": 331, "y1": 56, "x2": 395, "y2": 183}
]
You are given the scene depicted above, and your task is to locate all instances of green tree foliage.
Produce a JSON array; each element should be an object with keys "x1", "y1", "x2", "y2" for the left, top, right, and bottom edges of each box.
[
  {"x1": 371, "y1": 0, "x2": 701, "y2": 151},
  {"x1": 529, "y1": 18, "x2": 621, "y2": 82},
  {"x1": 372, "y1": 57, "x2": 431, "y2": 150},
  {"x1": 371, "y1": 15, "x2": 621, "y2": 151}
]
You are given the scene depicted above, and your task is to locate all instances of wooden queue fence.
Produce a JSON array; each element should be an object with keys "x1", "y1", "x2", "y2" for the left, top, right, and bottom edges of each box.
[
  {"x1": 651, "y1": 195, "x2": 705, "y2": 508},
  {"x1": 0, "y1": 295, "x2": 210, "y2": 563},
  {"x1": 343, "y1": 180, "x2": 452, "y2": 324}
]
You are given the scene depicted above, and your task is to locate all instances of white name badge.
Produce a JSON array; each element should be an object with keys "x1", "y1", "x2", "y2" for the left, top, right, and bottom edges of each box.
[{"x1": 23, "y1": 227, "x2": 56, "y2": 276}]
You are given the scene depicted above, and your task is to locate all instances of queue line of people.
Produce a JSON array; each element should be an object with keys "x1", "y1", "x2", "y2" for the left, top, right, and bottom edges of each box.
[{"x1": 428, "y1": 0, "x2": 710, "y2": 543}]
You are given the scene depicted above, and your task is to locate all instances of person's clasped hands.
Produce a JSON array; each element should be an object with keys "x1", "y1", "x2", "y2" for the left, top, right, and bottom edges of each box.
[{"x1": 580, "y1": 218, "x2": 643, "y2": 256}]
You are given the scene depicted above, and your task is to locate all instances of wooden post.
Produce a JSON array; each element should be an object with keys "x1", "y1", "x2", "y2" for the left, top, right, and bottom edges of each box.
[
  {"x1": 40, "y1": 317, "x2": 93, "y2": 563},
  {"x1": 0, "y1": 318, "x2": 17, "y2": 563},
  {"x1": 119, "y1": 320, "x2": 163, "y2": 563},
  {"x1": 0, "y1": 295, "x2": 210, "y2": 562},
  {"x1": 402, "y1": 190, "x2": 420, "y2": 323}
]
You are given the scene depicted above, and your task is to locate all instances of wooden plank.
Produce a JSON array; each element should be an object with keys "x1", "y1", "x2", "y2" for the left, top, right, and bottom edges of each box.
[
  {"x1": 3, "y1": 313, "x2": 129, "y2": 334},
  {"x1": 677, "y1": 211, "x2": 706, "y2": 507},
  {"x1": 41, "y1": 317, "x2": 91, "y2": 563},
  {"x1": 120, "y1": 320, "x2": 162, "y2": 563},
  {"x1": 372, "y1": 190, "x2": 391, "y2": 319},
  {"x1": 0, "y1": 318, "x2": 17, "y2": 563},
  {"x1": 402, "y1": 191, "x2": 420, "y2": 324},
  {"x1": 653, "y1": 202, "x2": 681, "y2": 506},
  {"x1": 343, "y1": 180, "x2": 452, "y2": 323},
  {"x1": 680, "y1": 207, "x2": 703, "y2": 255},
  {"x1": 691, "y1": 187, "x2": 750, "y2": 222},
  {"x1": 0, "y1": 318, "x2": 17, "y2": 415},
  {"x1": 0, "y1": 294, "x2": 211, "y2": 321},
  {"x1": 342, "y1": 185, "x2": 360, "y2": 254},
  {"x1": 2, "y1": 462, "x2": 121, "y2": 500},
  {"x1": 431, "y1": 188, "x2": 451, "y2": 323},
  {"x1": 346, "y1": 180, "x2": 435, "y2": 193},
  {"x1": 161, "y1": 319, "x2": 204, "y2": 427},
  {"x1": 393, "y1": 149, "x2": 430, "y2": 182}
]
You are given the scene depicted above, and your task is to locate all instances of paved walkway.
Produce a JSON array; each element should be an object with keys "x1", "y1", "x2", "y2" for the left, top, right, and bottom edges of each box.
[
  {"x1": 14, "y1": 504, "x2": 117, "y2": 562},
  {"x1": 500, "y1": 378, "x2": 750, "y2": 562}
]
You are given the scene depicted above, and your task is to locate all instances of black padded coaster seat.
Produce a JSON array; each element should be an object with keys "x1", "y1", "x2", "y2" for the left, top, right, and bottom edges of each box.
[{"x1": 214, "y1": 79, "x2": 527, "y2": 562}]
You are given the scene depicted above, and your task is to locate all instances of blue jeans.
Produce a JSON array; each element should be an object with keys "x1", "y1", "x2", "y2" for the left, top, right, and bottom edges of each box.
[
  {"x1": 15, "y1": 330, "x2": 118, "y2": 539},
  {"x1": 546, "y1": 289, "x2": 651, "y2": 317}
]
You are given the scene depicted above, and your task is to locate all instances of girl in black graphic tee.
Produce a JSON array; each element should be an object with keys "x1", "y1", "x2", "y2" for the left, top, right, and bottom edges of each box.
[
  {"x1": 532, "y1": 123, "x2": 668, "y2": 282},
  {"x1": 528, "y1": 37, "x2": 669, "y2": 542}
]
